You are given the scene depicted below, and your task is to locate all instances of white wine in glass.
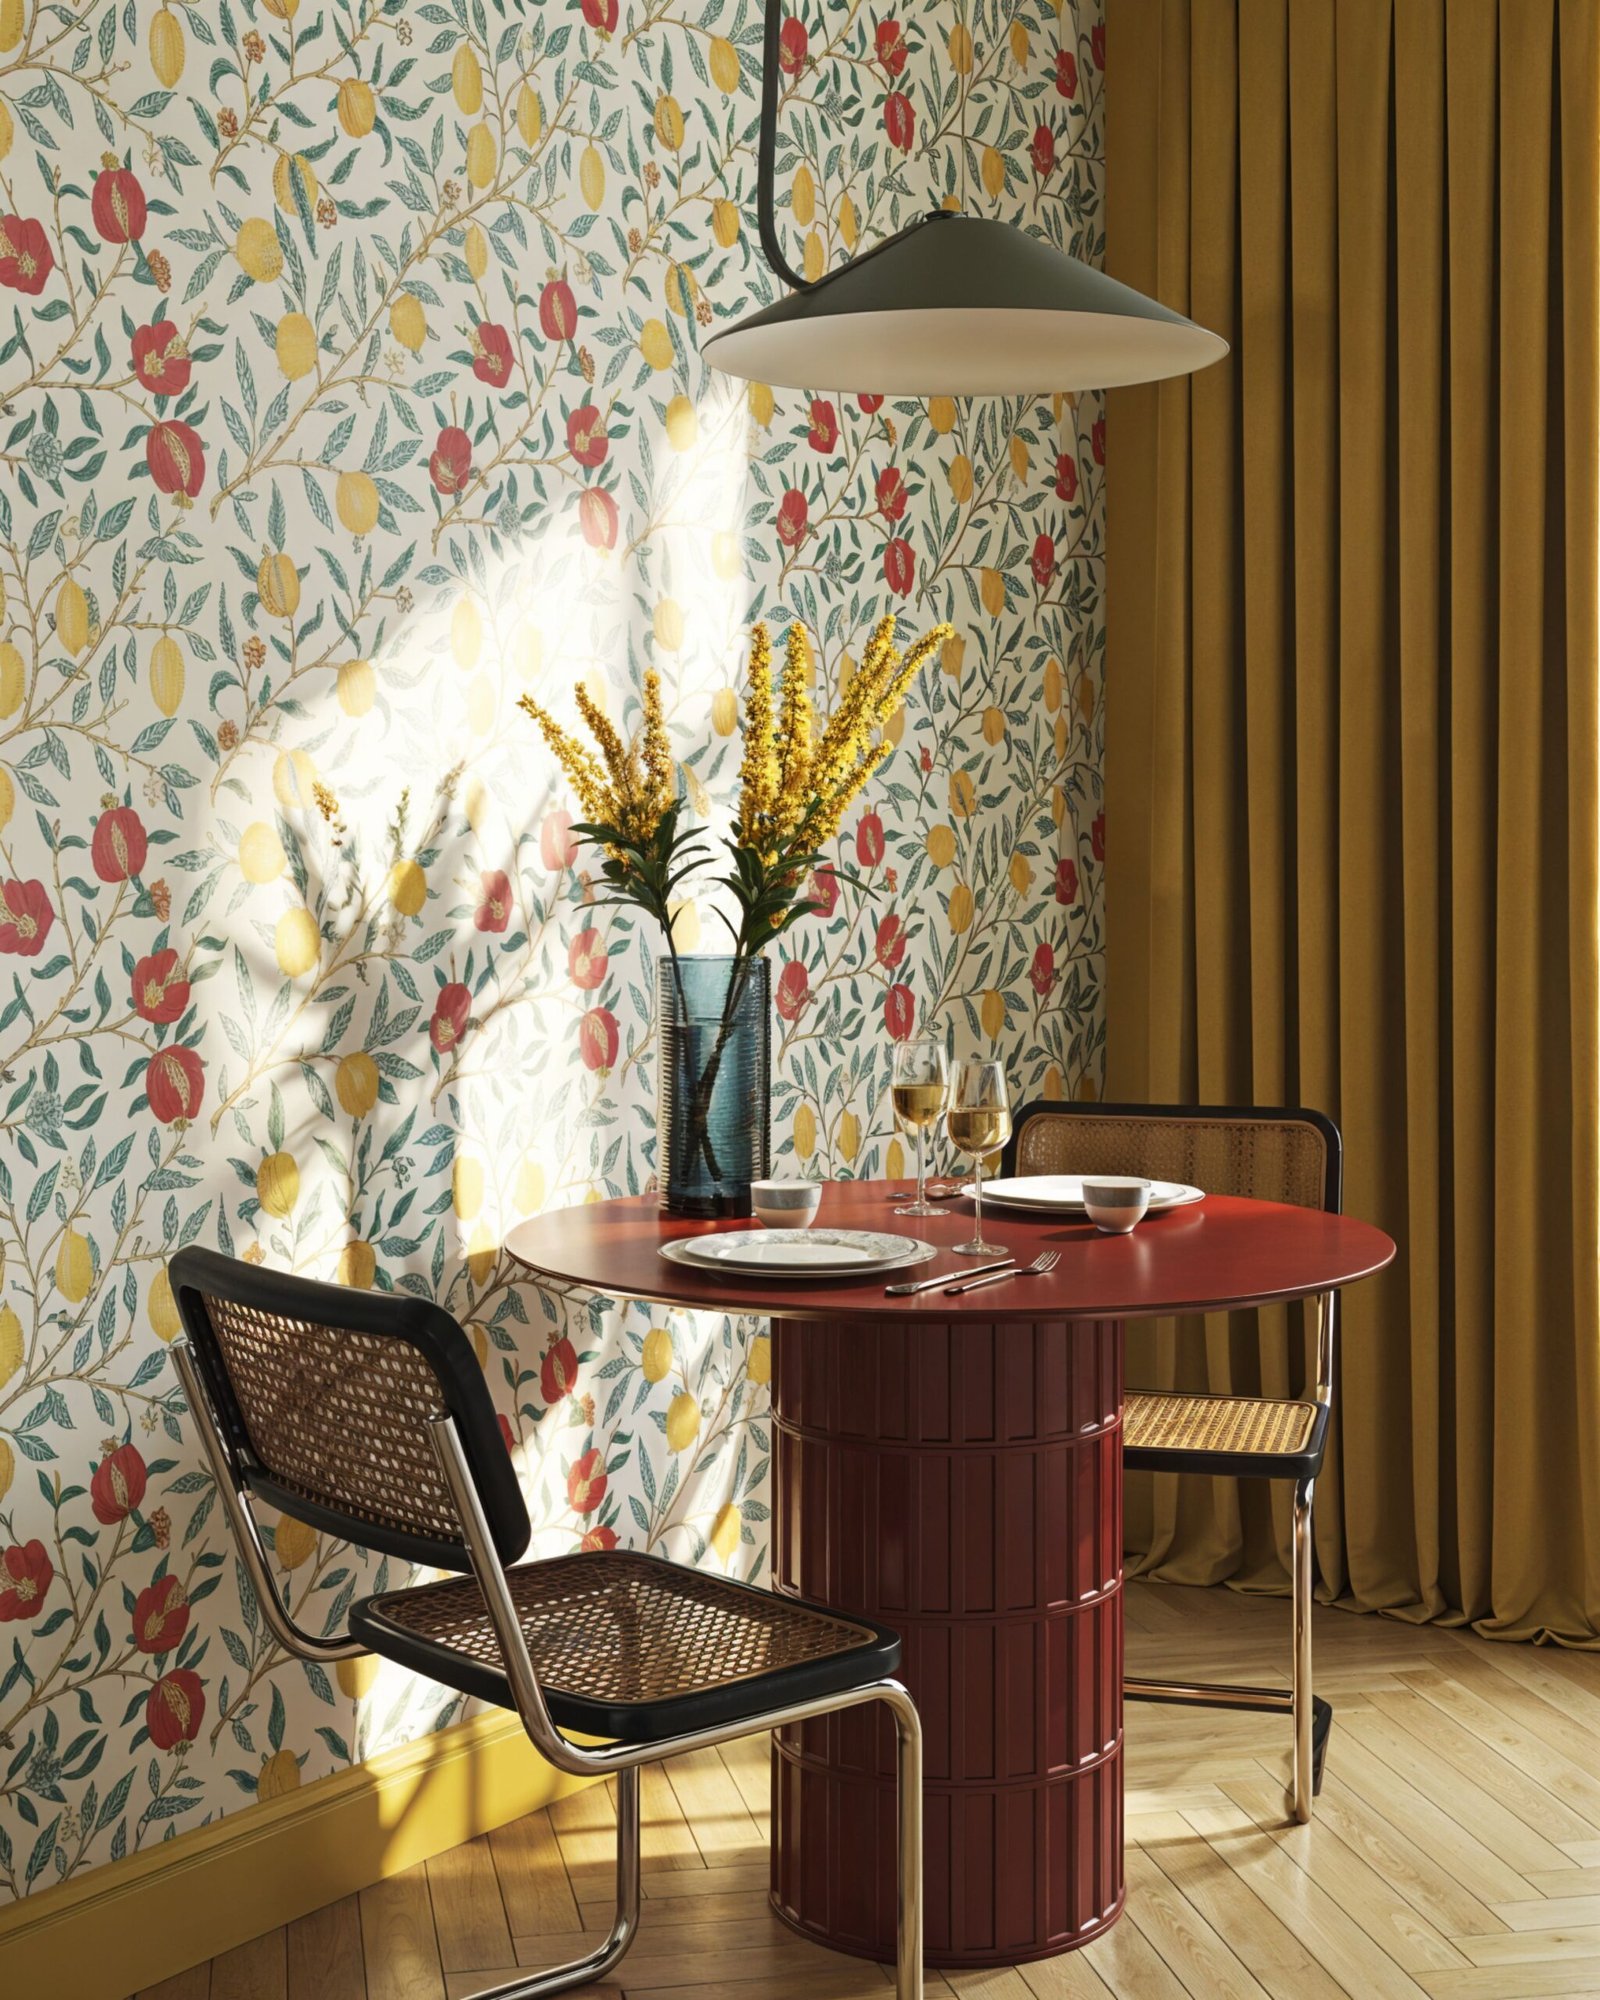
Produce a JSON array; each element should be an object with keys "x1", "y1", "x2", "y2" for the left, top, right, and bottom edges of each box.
[
  {"x1": 946, "y1": 1058, "x2": 1012, "y2": 1254},
  {"x1": 891, "y1": 1034, "x2": 950, "y2": 1217}
]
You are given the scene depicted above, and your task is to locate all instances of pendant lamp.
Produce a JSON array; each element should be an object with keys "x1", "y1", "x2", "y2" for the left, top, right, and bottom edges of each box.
[{"x1": 703, "y1": 2, "x2": 1227, "y2": 395}]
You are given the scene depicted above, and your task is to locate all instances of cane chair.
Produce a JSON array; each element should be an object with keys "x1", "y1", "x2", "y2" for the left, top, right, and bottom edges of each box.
[
  {"x1": 1000, "y1": 1101, "x2": 1341, "y2": 1824},
  {"x1": 167, "y1": 1247, "x2": 924, "y2": 1999}
]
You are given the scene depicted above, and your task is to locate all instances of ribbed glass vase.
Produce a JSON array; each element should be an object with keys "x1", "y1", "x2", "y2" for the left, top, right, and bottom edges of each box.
[{"x1": 655, "y1": 954, "x2": 771, "y2": 1218}]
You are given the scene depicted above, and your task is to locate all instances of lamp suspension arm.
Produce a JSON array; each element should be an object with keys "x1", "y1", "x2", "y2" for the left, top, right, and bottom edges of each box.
[{"x1": 756, "y1": 0, "x2": 807, "y2": 293}]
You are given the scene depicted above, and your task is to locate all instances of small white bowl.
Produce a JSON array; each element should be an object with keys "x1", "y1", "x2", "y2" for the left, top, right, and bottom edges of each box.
[
  {"x1": 1082, "y1": 1176, "x2": 1151, "y2": 1234},
  {"x1": 751, "y1": 1179, "x2": 823, "y2": 1229}
]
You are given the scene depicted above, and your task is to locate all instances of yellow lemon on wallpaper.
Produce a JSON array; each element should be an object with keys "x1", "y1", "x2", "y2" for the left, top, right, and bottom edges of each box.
[
  {"x1": 335, "y1": 1050, "x2": 379, "y2": 1117},
  {"x1": 882, "y1": 706, "x2": 905, "y2": 750},
  {"x1": 839, "y1": 1109, "x2": 861, "y2": 1164},
  {"x1": 236, "y1": 217, "x2": 283, "y2": 283},
  {"x1": 1078, "y1": 1071, "x2": 1098, "y2": 1102},
  {"x1": 150, "y1": 6, "x2": 184, "y2": 86},
  {"x1": 0, "y1": 0, "x2": 19, "y2": 55},
  {"x1": 274, "y1": 748, "x2": 318, "y2": 808},
  {"x1": 450, "y1": 596, "x2": 482, "y2": 670},
  {"x1": 791, "y1": 163, "x2": 814, "y2": 227},
  {"x1": 464, "y1": 671, "x2": 495, "y2": 736},
  {"x1": 928, "y1": 395, "x2": 957, "y2": 435},
  {"x1": 337, "y1": 1654, "x2": 379, "y2": 1700},
  {"x1": 709, "y1": 34, "x2": 740, "y2": 90},
  {"x1": 802, "y1": 227, "x2": 825, "y2": 285},
  {"x1": 275, "y1": 311, "x2": 317, "y2": 380},
  {"x1": 942, "y1": 631, "x2": 965, "y2": 677},
  {"x1": 0, "y1": 641, "x2": 26, "y2": 717},
  {"x1": 925, "y1": 823, "x2": 956, "y2": 867},
  {"x1": 982, "y1": 705, "x2": 1007, "y2": 746},
  {"x1": 258, "y1": 1751, "x2": 301, "y2": 1800},
  {"x1": 1076, "y1": 670, "x2": 1095, "y2": 725},
  {"x1": 274, "y1": 907, "x2": 320, "y2": 978},
  {"x1": 793, "y1": 1103, "x2": 816, "y2": 1160},
  {"x1": 389, "y1": 293, "x2": 426, "y2": 352},
  {"x1": 748, "y1": 381, "x2": 774, "y2": 428},
  {"x1": 0, "y1": 766, "x2": 13, "y2": 831},
  {"x1": 56, "y1": 1229, "x2": 93, "y2": 1303},
  {"x1": 710, "y1": 197, "x2": 740, "y2": 249},
  {"x1": 467, "y1": 1222, "x2": 496, "y2": 1286},
  {"x1": 275, "y1": 1514, "x2": 316, "y2": 1569},
  {"x1": 257, "y1": 550, "x2": 300, "y2": 619},
  {"x1": 337, "y1": 658, "x2": 375, "y2": 716},
  {"x1": 1009, "y1": 849, "x2": 1033, "y2": 895},
  {"x1": 654, "y1": 93, "x2": 684, "y2": 150},
  {"x1": 949, "y1": 769, "x2": 976, "y2": 818},
  {"x1": 337, "y1": 76, "x2": 375, "y2": 139},
  {"x1": 1052, "y1": 712, "x2": 1067, "y2": 760},
  {"x1": 510, "y1": 624, "x2": 542, "y2": 684},
  {"x1": 257, "y1": 1150, "x2": 301, "y2": 1218},
  {"x1": 641, "y1": 1326, "x2": 673, "y2": 1382},
  {"x1": 56, "y1": 578, "x2": 89, "y2": 655},
  {"x1": 668, "y1": 898, "x2": 700, "y2": 951},
  {"x1": 580, "y1": 143, "x2": 605, "y2": 210},
  {"x1": 710, "y1": 529, "x2": 739, "y2": 579},
  {"x1": 337, "y1": 1240, "x2": 376, "y2": 1290},
  {"x1": 0, "y1": 1438, "x2": 13, "y2": 1502},
  {"x1": 711, "y1": 687, "x2": 738, "y2": 737},
  {"x1": 1044, "y1": 655, "x2": 1062, "y2": 713},
  {"x1": 1010, "y1": 20, "x2": 1030, "y2": 64},
  {"x1": 387, "y1": 860, "x2": 426, "y2": 916},
  {"x1": 981, "y1": 988, "x2": 1006, "y2": 1039},
  {"x1": 639, "y1": 316, "x2": 672, "y2": 370},
  {"x1": 149, "y1": 633, "x2": 184, "y2": 716},
  {"x1": 652, "y1": 599, "x2": 684, "y2": 652},
  {"x1": 886, "y1": 1135, "x2": 906, "y2": 1180},
  {"x1": 149, "y1": 1267, "x2": 182, "y2": 1342},
  {"x1": 516, "y1": 82, "x2": 542, "y2": 146},
  {"x1": 240, "y1": 820, "x2": 286, "y2": 882},
  {"x1": 452, "y1": 42, "x2": 483, "y2": 113},
  {"x1": 981, "y1": 146, "x2": 1006, "y2": 199},
  {"x1": 272, "y1": 152, "x2": 318, "y2": 217},
  {"x1": 948, "y1": 882, "x2": 975, "y2": 934},
  {"x1": 0, "y1": 98, "x2": 11, "y2": 164},
  {"x1": 949, "y1": 20, "x2": 974, "y2": 71},
  {"x1": 514, "y1": 1154, "x2": 547, "y2": 1214},
  {"x1": 261, "y1": 0, "x2": 300, "y2": 17},
  {"x1": 980, "y1": 568, "x2": 1006, "y2": 617},
  {"x1": 746, "y1": 1334, "x2": 771, "y2": 1385},
  {"x1": 463, "y1": 222, "x2": 488, "y2": 279},
  {"x1": 665, "y1": 1392, "x2": 700, "y2": 1453},
  {"x1": 710, "y1": 1502, "x2": 741, "y2": 1561},
  {"x1": 1010, "y1": 434, "x2": 1031, "y2": 484},
  {"x1": 452, "y1": 1156, "x2": 485, "y2": 1222},
  {"x1": 664, "y1": 262, "x2": 697, "y2": 318},
  {"x1": 0, "y1": 1304, "x2": 21, "y2": 1387},
  {"x1": 465, "y1": 121, "x2": 496, "y2": 188},
  {"x1": 1043, "y1": 1062, "x2": 1064, "y2": 1099},
  {"x1": 1051, "y1": 784, "x2": 1067, "y2": 827},
  {"x1": 335, "y1": 471, "x2": 379, "y2": 538},
  {"x1": 664, "y1": 394, "x2": 697, "y2": 450},
  {"x1": 945, "y1": 455, "x2": 973, "y2": 504}
]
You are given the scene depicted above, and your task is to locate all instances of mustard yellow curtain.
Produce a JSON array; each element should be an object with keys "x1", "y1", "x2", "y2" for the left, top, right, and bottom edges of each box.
[{"x1": 1105, "y1": 0, "x2": 1600, "y2": 1642}]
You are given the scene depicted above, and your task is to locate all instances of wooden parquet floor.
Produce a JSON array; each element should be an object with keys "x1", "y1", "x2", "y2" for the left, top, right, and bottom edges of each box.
[{"x1": 138, "y1": 1581, "x2": 1600, "y2": 2000}]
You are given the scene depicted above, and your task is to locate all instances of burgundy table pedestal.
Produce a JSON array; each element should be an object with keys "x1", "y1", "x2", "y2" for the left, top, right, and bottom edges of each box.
[{"x1": 770, "y1": 1314, "x2": 1125, "y2": 1966}]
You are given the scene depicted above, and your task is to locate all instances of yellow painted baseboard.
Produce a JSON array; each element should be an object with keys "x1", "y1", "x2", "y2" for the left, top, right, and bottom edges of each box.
[{"x1": 0, "y1": 1710, "x2": 594, "y2": 2000}]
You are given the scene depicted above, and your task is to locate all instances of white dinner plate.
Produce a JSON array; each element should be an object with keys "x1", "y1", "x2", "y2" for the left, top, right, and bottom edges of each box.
[
  {"x1": 659, "y1": 1228, "x2": 935, "y2": 1279},
  {"x1": 961, "y1": 1176, "x2": 1205, "y2": 1215}
]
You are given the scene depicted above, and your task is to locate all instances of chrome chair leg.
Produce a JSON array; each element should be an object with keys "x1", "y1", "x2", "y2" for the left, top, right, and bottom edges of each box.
[
  {"x1": 884, "y1": 1681, "x2": 924, "y2": 1999},
  {"x1": 1291, "y1": 1475, "x2": 1315, "y2": 1824},
  {"x1": 462, "y1": 1764, "x2": 642, "y2": 2000}
]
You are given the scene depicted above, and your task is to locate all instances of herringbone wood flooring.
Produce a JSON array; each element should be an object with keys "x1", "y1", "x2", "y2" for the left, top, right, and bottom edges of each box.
[{"x1": 139, "y1": 1582, "x2": 1600, "y2": 2000}]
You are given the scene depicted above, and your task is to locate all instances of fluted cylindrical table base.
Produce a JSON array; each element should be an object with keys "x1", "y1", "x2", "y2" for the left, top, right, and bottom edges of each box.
[{"x1": 770, "y1": 1314, "x2": 1125, "y2": 1967}]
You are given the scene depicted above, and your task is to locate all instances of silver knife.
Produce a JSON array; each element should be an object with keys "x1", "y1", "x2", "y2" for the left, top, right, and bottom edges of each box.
[{"x1": 885, "y1": 1257, "x2": 1014, "y2": 1296}]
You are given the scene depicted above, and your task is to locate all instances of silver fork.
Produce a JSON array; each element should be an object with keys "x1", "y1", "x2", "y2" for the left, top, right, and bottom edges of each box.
[{"x1": 944, "y1": 1249, "x2": 1059, "y2": 1296}]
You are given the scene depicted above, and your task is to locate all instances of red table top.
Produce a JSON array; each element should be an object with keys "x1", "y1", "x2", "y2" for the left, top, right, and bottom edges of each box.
[{"x1": 502, "y1": 1181, "x2": 1395, "y2": 1323}]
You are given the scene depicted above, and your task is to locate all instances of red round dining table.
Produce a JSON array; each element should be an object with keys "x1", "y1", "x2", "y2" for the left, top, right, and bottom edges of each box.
[{"x1": 505, "y1": 1181, "x2": 1394, "y2": 1969}]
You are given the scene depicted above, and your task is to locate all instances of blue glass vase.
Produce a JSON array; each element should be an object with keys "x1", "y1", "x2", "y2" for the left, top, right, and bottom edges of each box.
[{"x1": 655, "y1": 954, "x2": 771, "y2": 1218}]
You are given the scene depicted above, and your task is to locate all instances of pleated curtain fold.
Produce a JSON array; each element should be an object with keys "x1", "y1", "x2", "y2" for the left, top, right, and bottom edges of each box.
[{"x1": 1105, "y1": 0, "x2": 1600, "y2": 1641}]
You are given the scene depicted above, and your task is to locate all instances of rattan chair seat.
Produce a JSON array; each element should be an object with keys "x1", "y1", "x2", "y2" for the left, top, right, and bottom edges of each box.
[
  {"x1": 1125, "y1": 1388, "x2": 1319, "y2": 1458},
  {"x1": 352, "y1": 1548, "x2": 900, "y2": 1744}
]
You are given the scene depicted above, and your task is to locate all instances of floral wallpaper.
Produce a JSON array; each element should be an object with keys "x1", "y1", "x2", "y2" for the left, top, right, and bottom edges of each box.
[{"x1": 0, "y1": 0, "x2": 1105, "y2": 1901}]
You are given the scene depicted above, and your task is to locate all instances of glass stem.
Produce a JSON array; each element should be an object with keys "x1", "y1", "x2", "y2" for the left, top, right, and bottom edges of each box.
[
  {"x1": 915, "y1": 1128, "x2": 926, "y2": 1205},
  {"x1": 972, "y1": 1160, "x2": 983, "y2": 1245}
]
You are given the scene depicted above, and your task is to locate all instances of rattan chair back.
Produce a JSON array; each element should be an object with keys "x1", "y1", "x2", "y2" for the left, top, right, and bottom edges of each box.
[
  {"x1": 1006, "y1": 1102, "x2": 1339, "y2": 1212},
  {"x1": 168, "y1": 1246, "x2": 529, "y2": 1570}
]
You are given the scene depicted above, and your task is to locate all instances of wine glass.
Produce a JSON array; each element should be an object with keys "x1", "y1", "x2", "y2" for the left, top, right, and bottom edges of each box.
[
  {"x1": 945, "y1": 1058, "x2": 1012, "y2": 1255},
  {"x1": 891, "y1": 1032, "x2": 950, "y2": 1217}
]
